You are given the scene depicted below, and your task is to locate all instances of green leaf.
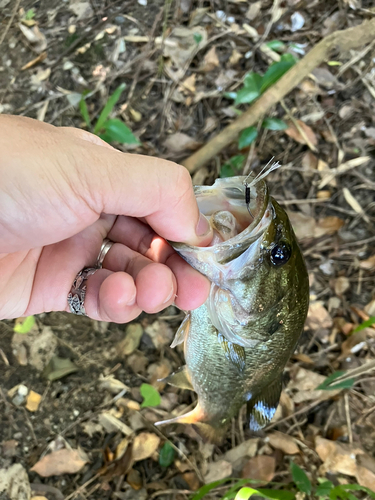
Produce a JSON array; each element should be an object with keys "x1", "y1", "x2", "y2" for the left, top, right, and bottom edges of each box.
[
  {"x1": 290, "y1": 462, "x2": 311, "y2": 495},
  {"x1": 316, "y1": 480, "x2": 334, "y2": 496},
  {"x1": 25, "y1": 8, "x2": 36, "y2": 20},
  {"x1": 234, "y1": 87, "x2": 260, "y2": 105},
  {"x1": 316, "y1": 371, "x2": 355, "y2": 391},
  {"x1": 234, "y1": 73, "x2": 262, "y2": 105},
  {"x1": 100, "y1": 119, "x2": 140, "y2": 145},
  {"x1": 140, "y1": 383, "x2": 161, "y2": 408},
  {"x1": 42, "y1": 356, "x2": 79, "y2": 381},
  {"x1": 262, "y1": 118, "x2": 288, "y2": 131},
  {"x1": 79, "y1": 99, "x2": 91, "y2": 129},
  {"x1": 235, "y1": 488, "x2": 295, "y2": 500},
  {"x1": 244, "y1": 72, "x2": 263, "y2": 90},
  {"x1": 159, "y1": 441, "x2": 175, "y2": 468},
  {"x1": 194, "y1": 33, "x2": 203, "y2": 44},
  {"x1": 265, "y1": 40, "x2": 286, "y2": 52},
  {"x1": 331, "y1": 484, "x2": 375, "y2": 499},
  {"x1": 260, "y1": 54, "x2": 297, "y2": 93},
  {"x1": 14, "y1": 316, "x2": 35, "y2": 334},
  {"x1": 224, "y1": 91, "x2": 238, "y2": 100},
  {"x1": 353, "y1": 316, "x2": 375, "y2": 333},
  {"x1": 238, "y1": 126, "x2": 258, "y2": 149},
  {"x1": 94, "y1": 83, "x2": 126, "y2": 134},
  {"x1": 220, "y1": 155, "x2": 245, "y2": 178},
  {"x1": 192, "y1": 479, "x2": 233, "y2": 500}
]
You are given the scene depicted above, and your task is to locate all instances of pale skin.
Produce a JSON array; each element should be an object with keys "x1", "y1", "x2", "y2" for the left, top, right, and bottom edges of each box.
[{"x1": 0, "y1": 115, "x2": 213, "y2": 322}]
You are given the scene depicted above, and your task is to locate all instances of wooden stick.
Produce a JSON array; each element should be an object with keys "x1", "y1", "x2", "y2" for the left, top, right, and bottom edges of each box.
[{"x1": 182, "y1": 18, "x2": 375, "y2": 173}]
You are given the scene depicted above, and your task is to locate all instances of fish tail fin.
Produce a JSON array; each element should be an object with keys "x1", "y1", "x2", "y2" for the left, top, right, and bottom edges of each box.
[
  {"x1": 155, "y1": 404, "x2": 227, "y2": 444},
  {"x1": 247, "y1": 375, "x2": 283, "y2": 431}
]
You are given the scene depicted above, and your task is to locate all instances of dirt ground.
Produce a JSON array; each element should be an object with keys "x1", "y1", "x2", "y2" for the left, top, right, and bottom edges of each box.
[{"x1": 1, "y1": 1, "x2": 375, "y2": 499}]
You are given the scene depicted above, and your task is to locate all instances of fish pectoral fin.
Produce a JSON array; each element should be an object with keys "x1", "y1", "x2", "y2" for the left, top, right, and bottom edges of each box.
[
  {"x1": 170, "y1": 312, "x2": 191, "y2": 348},
  {"x1": 217, "y1": 332, "x2": 246, "y2": 373},
  {"x1": 159, "y1": 365, "x2": 194, "y2": 391},
  {"x1": 247, "y1": 375, "x2": 283, "y2": 431}
]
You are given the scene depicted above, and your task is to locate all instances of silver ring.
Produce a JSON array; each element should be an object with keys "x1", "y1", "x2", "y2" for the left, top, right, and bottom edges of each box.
[
  {"x1": 67, "y1": 268, "x2": 97, "y2": 316},
  {"x1": 96, "y1": 238, "x2": 114, "y2": 269}
]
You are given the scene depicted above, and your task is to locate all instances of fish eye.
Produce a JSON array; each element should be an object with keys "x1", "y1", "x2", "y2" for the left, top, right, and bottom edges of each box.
[{"x1": 270, "y1": 242, "x2": 291, "y2": 266}]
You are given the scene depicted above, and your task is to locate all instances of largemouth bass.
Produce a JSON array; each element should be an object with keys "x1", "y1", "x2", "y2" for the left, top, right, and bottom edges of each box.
[{"x1": 156, "y1": 173, "x2": 309, "y2": 441}]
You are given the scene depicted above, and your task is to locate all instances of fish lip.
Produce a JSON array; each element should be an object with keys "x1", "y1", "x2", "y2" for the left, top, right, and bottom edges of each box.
[{"x1": 172, "y1": 176, "x2": 270, "y2": 261}]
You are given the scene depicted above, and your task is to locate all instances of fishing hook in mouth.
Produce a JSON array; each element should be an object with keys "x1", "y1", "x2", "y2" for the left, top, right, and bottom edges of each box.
[{"x1": 242, "y1": 157, "x2": 282, "y2": 219}]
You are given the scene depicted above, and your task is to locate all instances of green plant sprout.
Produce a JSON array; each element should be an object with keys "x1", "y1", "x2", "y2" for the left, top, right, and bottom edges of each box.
[
  {"x1": 79, "y1": 83, "x2": 140, "y2": 146},
  {"x1": 221, "y1": 47, "x2": 298, "y2": 178}
]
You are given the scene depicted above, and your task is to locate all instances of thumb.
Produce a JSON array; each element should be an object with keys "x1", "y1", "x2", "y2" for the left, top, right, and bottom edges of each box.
[{"x1": 63, "y1": 127, "x2": 213, "y2": 247}]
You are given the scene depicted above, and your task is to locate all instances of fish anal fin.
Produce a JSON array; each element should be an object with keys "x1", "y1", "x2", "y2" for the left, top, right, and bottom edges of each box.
[
  {"x1": 155, "y1": 405, "x2": 228, "y2": 444},
  {"x1": 155, "y1": 403, "x2": 205, "y2": 426},
  {"x1": 170, "y1": 312, "x2": 191, "y2": 348},
  {"x1": 247, "y1": 375, "x2": 283, "y2": 431},
  {"x1": 159, "y1": 365, "x2": 194, "y2": 391},
  {"x1": 217, "y1": 332, "x2": 246, "y2": 373}
]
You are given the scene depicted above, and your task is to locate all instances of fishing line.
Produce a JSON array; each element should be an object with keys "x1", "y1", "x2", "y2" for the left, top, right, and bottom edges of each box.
[{"x1": 243, "y1": 158, "x2": 282, "y2": 217}]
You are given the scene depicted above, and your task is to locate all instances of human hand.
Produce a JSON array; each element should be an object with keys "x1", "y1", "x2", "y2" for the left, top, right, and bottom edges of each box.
[{"x1": 0, "y1": 115, "x2": 212, "y2": 322}]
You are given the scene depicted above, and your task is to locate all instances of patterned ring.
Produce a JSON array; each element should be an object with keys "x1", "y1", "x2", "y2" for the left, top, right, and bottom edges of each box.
[{"x1": 67, "y1": 268, "x2": 97, "y2": 316}]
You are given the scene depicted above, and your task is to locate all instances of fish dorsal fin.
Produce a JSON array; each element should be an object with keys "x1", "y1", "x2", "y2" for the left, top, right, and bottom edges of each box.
[
  {"x1": 217, "y1": 332, "x2": 246, "y2": 373},
  {"x1": 247, "y1": 375, "x2": 282, "y2": 431},
  {"x1": 170, "y1": 312, "x2": 191, "y2": 348},
  {"x1": 160, "y1": 365, "x2": 194, "y2": 391}
]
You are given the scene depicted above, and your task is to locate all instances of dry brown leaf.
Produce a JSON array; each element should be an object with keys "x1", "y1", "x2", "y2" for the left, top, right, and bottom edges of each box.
[
  {"x1": 98, "y1": 374, "x2": 130, "y2": 394},
  {"x1": 163, "y1": 132, "x2": 202, "y2": 153},
  {"x1": 98, "y1": 411, "x2": 133, "y2": 436},
  {"x1": 19, "y1": 24, "x2": 47, "y2": 53},
  {"x1": 31, "y1": 497, "x2": 48, "y2": 500},
  {"x1": 267, "y1": 431, "x2": 299, "y2": 455},
  {"x1": 289, "y1": 367, "x2": 341, "y2": 403},
  {"x1": 356, "y1": 465, "x2": 375, "y2": 490},
  {"x1": 180, "y1": 74, "x2": 196, "y2": 94},
  {"x1": 204, "y1": 460, "x2": 232, "y2": 483},
  {"x1": 306, "y1": 301, "x2": 333, "y2": 331},
  {"x1": 285, "y1": 120, "x2": 318, "y2": 147},
  {"x1": 127, "y1": 468, "x2": 143, "y2": 490},
  {"x1": 118, "y1": 323, "x2": 143, "y2": 356},
  {"x1": 144, "y1": 320, "x2": 174, "y2": 348},
  {"x1": 31, "y1": 449, "x2": 88, "y2": 477},
  {"x1": 301, "y1": 151, "x2": 318, "y2": 170},
  {"x1": 183, "y1": 471, "x2": 200, "y2": 490},
  {"x1": 147, "y1": 359, "x2": 171, "y2": 390},
  {"x1": 241, "y1": 455, "x2": 275, "y2": 484},
  {"x1": 315, "y1": 216, "x2": 344, "y2": 237},
  {"x1": 164, "y1": 27, "x2": 207, "y2": 69},
  {"x1": 334, "y1": 276, "x2": 350, "y2": 296},
  {"x1": 228, "y1": 49, "x2": 242, "y2": 66},
  {"x1": 132, "y1": 433, "x2": 160, "y2": 462},
  {"x1": 200, "y1": 46, "x2": 219, "y2": 72},
  {"x1": 25, "y1": 390, "x2": 42, "y2": 412},
  {"x1": 223, "y1": 439, "x2": 259, "y2": 465},
  {"x1": 316, "y1": 437, "x2": 359, "y2": 476},
  {"x1": 287, "y1": 211, "x2": 316, "y2": 241},
  {"x1": 359, "y1": 255, "x2": 375, "y2": 270}
]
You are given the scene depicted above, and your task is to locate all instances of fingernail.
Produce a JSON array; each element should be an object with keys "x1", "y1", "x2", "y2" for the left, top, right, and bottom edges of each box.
[
  {"x1": 127, "y1": 291, "x2": 137, "y2": 306},
  {"x1": 163, "y1": 283, "x2": 176, "y2": 304},
  {"x1": 196, "y1": 212, "x2": 211, "y2": 237}
]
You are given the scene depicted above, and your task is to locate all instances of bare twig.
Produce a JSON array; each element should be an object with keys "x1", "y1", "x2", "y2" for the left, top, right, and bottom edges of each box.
[
  {"x1": 0, "y1": 0, "x2": 21, "y2": 47},
  {"x1": 182, "y1": 18, "x2": 375, "y2": 173}
]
